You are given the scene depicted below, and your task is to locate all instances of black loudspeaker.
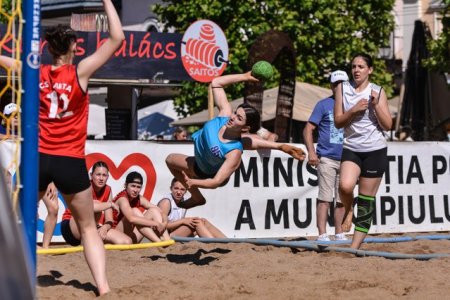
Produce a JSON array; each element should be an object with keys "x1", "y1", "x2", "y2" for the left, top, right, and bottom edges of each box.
[{"x1": 105, "y1": 108, "x2": 131, "y2": 140}]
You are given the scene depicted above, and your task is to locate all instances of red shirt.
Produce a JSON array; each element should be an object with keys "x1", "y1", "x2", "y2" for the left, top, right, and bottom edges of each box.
[
  {"x1": 112, "y1": 190, "x2": 145, "y2": 228},
  {"x1": 62, "y1": 183, "x2": 112, "y2": 222},
  {"x1": 94, "y1": 184, "x2": 112, "y2": 225},
  {"x1": 39, "y1": 64, "x2": 89, "y2": 158}
]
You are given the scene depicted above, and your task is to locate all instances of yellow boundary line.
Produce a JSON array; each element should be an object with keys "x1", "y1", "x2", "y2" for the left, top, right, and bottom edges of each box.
[{"x1": 37, "y1": 239, "x2": 175, "y2": 255}]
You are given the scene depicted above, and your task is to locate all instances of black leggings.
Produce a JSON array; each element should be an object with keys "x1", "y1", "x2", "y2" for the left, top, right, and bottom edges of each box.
[
  {"x1": 60, "y1": 219, "x2": 81, "y2": 246},
  {"x1": 341, "y1": 147, "x2": 387, "y2": 178}
]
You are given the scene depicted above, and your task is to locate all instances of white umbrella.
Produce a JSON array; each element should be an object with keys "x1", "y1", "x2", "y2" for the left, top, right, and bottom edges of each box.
[
  {"x1": 172, "y1": 82, "x2": 399, "y2": 126},
  {"x1": 172, "y1": 81, "x2": 331, "y2": 126}
]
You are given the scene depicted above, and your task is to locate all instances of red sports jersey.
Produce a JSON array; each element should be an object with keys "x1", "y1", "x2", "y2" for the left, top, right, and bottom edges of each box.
[
  {"x1": 112, "y1": 190, "x2": 145, "y2": 228},
  {"x1": 39, "y1": 64, "x2": 89, "y2": 158},
  {"x1": 94, "y1": 184, "x2": 112, "y2": 224},
  {"x1": 61, "y1": 183, "x2": 112, "y2": 222}
]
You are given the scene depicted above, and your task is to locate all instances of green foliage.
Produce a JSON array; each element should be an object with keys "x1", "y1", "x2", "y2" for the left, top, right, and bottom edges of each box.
[
  {"x1": 424, "y1": 0, "x2": 449, "y2": 74},
  {"x1": 0, "y1": 0, "x2": 12, "y2": 24},
  {"x1": 154, "y1": 0, "x2": 396, "y2": 116}
]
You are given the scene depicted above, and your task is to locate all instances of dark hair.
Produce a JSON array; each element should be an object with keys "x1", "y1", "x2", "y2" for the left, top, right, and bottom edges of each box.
[
  {"x1": 91, "y1": 161, "x2": 109, "y2": 173},
  {"x1": 351, "y1": 53, "x2": 373, "y2": 68},
  {"x1": 45, "y1": 25, "x2": 77, "y2": 57},
  {"x1": 125, "y1": 171, "x2": 143, "y2": 185},
  {"x1": 238, "y1": 103, "x2": 261, "y2": 133},
  {"x1": 170, "y1": 177, "x2": 179, "y2": 187}
]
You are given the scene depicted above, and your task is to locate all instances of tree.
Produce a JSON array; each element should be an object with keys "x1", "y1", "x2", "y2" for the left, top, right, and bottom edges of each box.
[
  {"x1": 154, "y1": 0, "x2": 395, "y2": 117},
  {"x1": 424, "y1": 0, "x2": 449, "y2": 75},
  {"x1": 0, "y1": 0, "x2": 12, "y2": 24}
]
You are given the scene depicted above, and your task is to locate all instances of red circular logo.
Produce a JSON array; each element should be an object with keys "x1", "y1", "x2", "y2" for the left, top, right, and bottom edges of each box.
[{"x1": 181, "y1": 20, "x2": 228, "y2": 83}]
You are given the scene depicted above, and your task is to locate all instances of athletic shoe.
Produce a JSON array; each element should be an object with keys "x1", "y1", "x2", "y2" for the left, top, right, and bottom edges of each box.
[
  {"x1": 334, "y1": 233, "x2": 348, "y2": 241},
  {"x1": 317, "y1": 233, "x2": 330, "y2": 241}
]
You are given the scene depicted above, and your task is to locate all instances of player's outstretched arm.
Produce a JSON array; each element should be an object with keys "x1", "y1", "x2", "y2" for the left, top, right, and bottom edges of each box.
[
  {"x1": 242, "y1": 134, "x2": 306, "y2": 160},
  {"x1": 211, "y1": 71, "x2": 258, "y2": 117},
  {"x1": 0, "y1": 55, "x2": 21, "y2": 71},
  {"x1": 77, "y1": 0, "x2": 125, "y2": 86}
]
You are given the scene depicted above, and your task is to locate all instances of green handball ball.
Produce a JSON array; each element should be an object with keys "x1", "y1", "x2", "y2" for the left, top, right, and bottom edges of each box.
[{"x1": 251, "y1": 60, "x2": 273, "y2": 81}]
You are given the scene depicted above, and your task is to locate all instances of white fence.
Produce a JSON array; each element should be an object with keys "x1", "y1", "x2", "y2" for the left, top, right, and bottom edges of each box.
[{"x1": 1, "y1": 141, "x2": 449, "y2": 242}]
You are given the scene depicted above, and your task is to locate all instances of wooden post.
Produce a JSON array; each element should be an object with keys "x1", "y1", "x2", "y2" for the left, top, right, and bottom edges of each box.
[
  {"x1": 208, "y1": 83, "x2": 214, "y2": 120},
  {"x1": 394, "y1": 83, "x2": 405, "y2": 136}
]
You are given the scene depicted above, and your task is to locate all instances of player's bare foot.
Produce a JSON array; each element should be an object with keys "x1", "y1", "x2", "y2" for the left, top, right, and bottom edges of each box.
[
  {"x1": 98, "y1": 288, "x2": 110, "y2": 297},
  {"x1": 342, "y1": 209, "x2": 353, "y2": 232}
]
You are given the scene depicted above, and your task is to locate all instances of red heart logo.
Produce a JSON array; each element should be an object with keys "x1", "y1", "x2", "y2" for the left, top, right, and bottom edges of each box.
[{"x1": 85, "y1": 153, "x2": 157, "y2": 200}]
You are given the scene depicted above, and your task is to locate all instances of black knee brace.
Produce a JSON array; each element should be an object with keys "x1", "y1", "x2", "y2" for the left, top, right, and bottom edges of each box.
[{"x1": 354, "y1": 194, "x2": 375, "y2": 233}]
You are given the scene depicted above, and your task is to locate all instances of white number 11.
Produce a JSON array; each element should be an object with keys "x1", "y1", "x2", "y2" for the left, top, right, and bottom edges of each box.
[{"x1": 47, "y1": 91, "x2": 74, "y2": 119}]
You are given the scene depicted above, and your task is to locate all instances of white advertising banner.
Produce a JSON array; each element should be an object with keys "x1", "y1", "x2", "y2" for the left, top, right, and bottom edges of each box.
[{"x1": 1, "y1": 141, "x2": 450, "y2": 242}]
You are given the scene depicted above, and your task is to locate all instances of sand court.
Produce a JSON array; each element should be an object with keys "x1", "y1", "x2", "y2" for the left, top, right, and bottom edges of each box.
[{"x1": 37, "y1": 233, "x2": 450, "y2": 299}]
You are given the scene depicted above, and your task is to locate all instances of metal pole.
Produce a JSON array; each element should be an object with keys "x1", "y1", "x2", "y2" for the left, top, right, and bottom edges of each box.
[
  {"x1": 131, "y1": 87, "x2": 138, "y2": 140},
  {"x1": 20, "y1": 0, "x2": 41, "y2": 272}
]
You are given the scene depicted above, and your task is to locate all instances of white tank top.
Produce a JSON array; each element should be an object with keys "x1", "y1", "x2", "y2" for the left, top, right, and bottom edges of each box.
[
  {"x1": 158, "y1": 193, "x2": 186, "y2": 223},
  {"x1": 342, "y1": 81, "x2": 386, "y2": 152}
]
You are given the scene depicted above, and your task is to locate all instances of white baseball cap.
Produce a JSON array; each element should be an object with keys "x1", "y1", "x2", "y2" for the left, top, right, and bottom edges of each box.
[
  {"x1": 3, "y1": 103, "x2": 19, "y2": 115},
  {"x1": 330, "y1": 70, "x2": 349, "y2": 83}
]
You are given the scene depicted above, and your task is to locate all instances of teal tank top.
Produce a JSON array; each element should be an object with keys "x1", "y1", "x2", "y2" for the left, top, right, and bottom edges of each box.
[{"x1": 192, "y1": 116, "x2": 243, "y2": 176}]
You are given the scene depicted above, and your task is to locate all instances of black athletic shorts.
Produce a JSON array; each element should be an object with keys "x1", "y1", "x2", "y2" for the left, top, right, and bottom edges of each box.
[
  {"x1": 60, "y1": 219, "x2": 81, "y2": 246},
  {"x1": 39, "y1": 152, "x2": 90, "y2": 194},
  {"x1": 341, "y1": 147, "x2": 388, "y2": 178},
  {"x1": 193, "y1": 161, "x2": 229, "y2": 187}
]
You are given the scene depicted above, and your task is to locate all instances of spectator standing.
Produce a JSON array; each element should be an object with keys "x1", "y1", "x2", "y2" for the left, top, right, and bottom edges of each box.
[{"x1": 303, "y1": 70, "x2": 349, "y2": 241}]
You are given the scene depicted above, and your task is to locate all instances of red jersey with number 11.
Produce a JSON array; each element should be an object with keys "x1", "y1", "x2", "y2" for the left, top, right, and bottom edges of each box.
[
  {"x1": 61, "y1": 183, "x2": 112, "y2": 223},
  {"x1": 39, "y1": 64, "x2": 89, "y2": 158}
]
